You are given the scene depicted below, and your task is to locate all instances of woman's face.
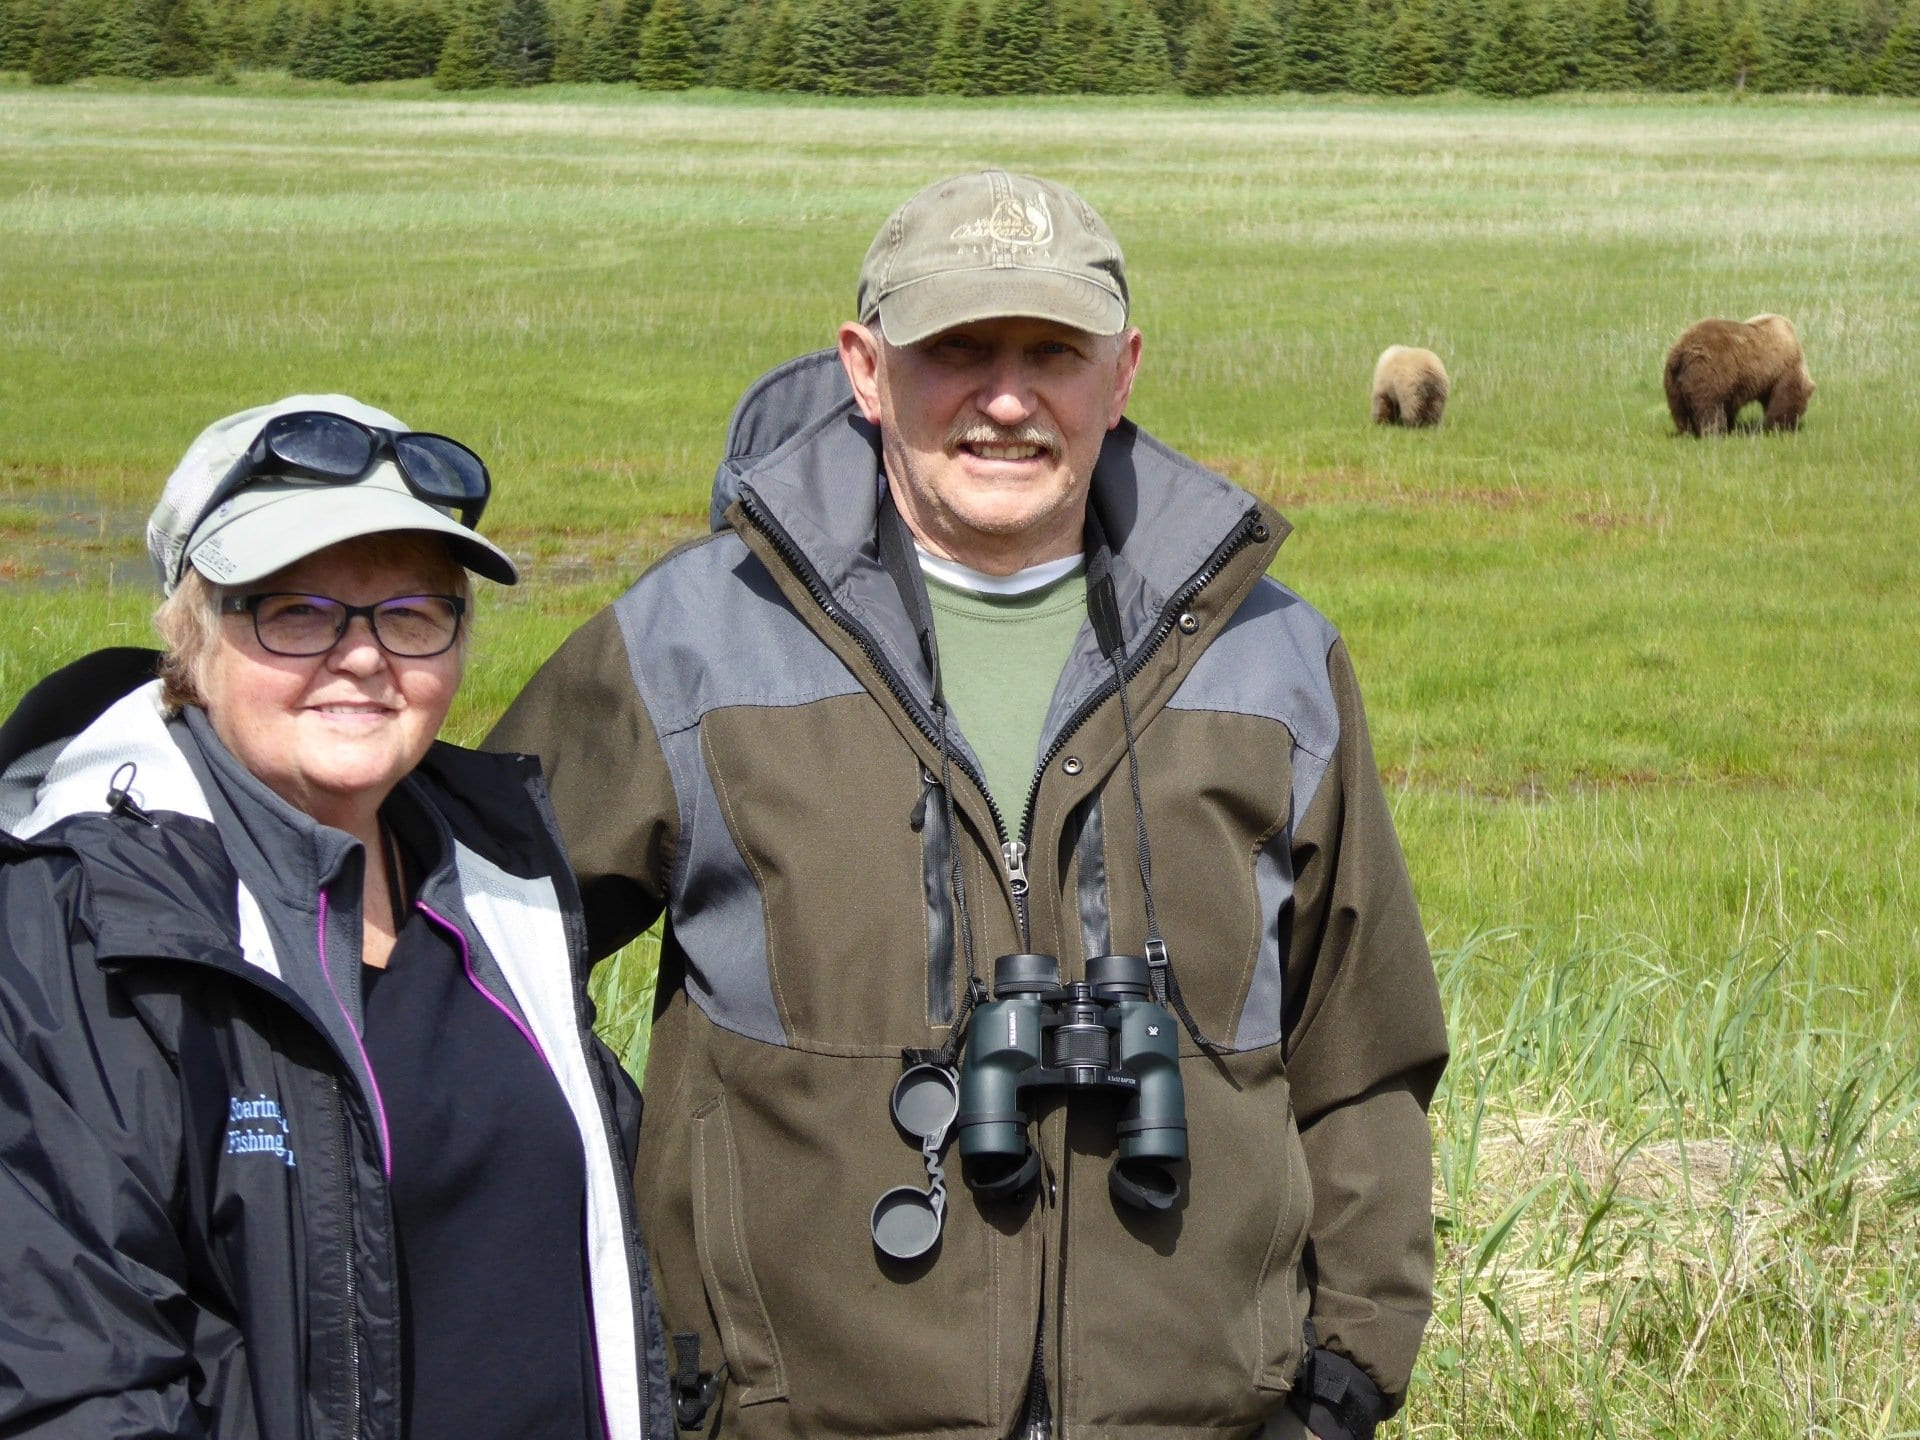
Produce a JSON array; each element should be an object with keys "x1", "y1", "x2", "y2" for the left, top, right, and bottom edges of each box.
[{"x1": 202, "y1": 537, "x2": 464, "y2": 836}]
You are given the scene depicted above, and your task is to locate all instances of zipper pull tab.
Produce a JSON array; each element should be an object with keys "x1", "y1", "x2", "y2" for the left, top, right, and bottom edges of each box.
[
  {"x1": 1001, "y1": 839, "x2": 1029, "y2": 896},
  {"x1": 105, "y1": 761, "x2": 158, "y2": 828}
]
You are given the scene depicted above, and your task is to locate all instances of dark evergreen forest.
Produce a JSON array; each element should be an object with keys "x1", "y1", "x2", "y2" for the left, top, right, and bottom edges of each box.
[{"x1": 7, "y1": 0, "x2": 1919, "y2": 97}]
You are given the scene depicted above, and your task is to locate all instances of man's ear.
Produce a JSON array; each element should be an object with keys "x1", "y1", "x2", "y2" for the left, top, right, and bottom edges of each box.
[
  {"x1": 838, "y1": 322, "x2": 886, "y2": 425},
  {"x1": 1107, "y1": 327, "x2": 1143, "y2": 430}
]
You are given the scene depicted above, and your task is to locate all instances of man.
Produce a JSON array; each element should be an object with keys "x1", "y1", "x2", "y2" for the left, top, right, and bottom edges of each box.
[{"x1": 490, "y1": 171, "x2": 1447, "y2": 1440}]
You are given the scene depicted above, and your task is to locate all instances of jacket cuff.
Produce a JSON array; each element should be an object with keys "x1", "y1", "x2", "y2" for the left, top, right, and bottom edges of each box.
[{"x1": 1287, "y1": 1348, "x2": 1388, "y2": 1440}]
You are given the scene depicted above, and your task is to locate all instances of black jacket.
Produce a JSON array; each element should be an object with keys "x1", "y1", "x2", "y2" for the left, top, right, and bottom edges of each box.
[{"x1": 0, "y1": 650, "x2": 672, "y2": 1440}]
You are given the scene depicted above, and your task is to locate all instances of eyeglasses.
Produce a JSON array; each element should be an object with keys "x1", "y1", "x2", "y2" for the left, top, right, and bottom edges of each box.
[
  {"x1": 184, "y1": 411, "x2": 491, "y2": 582},
  {"x1": 221, "y1": 592, "x2": 467, "y2": 658}
]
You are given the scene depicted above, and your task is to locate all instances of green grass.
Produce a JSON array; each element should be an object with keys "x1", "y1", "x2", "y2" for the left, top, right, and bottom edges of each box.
[{"x1": 3, "y1": 83, "x2": 1916, "y2": 1437}]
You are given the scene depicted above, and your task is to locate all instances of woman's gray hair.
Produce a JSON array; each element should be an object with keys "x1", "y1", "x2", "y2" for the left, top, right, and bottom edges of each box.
[{"x1": 152, "y1": 533, "x2": 473, "y2": 715}]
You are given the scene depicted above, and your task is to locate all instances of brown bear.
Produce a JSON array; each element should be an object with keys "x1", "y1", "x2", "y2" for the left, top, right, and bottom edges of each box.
[
  {"x1": 1663, "y1": 314, "x2": 1814, "y2": 436},
  {"x1": 1371, "y1": 345, "x2": 1450, "y2": 427}
]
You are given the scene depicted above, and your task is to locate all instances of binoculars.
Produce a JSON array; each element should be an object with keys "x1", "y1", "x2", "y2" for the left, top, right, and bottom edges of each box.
[{"x1": 955, "y1": 952, "x2": 1188, "y2": 1212}]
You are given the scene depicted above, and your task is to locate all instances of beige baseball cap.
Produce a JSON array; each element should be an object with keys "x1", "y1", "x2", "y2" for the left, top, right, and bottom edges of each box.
[{"x1": 856, "y1": 170, "x2": 1129, "y2": 345}]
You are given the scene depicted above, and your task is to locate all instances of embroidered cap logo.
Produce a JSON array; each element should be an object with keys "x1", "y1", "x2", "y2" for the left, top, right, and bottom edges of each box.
[{"x1": 951, "y1": 190, "x2": 1055, "y2": 255}]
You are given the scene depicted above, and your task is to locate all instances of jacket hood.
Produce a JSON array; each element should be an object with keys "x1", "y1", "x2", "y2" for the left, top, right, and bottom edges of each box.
[{"x1": 1, "y1": 649, "x2": 212, "y2": 840}]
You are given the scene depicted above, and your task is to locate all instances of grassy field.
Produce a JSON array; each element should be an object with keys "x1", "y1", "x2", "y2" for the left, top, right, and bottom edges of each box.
[{"x1": 3, "y1": 79, "x2": 1917, "y2": 1436}]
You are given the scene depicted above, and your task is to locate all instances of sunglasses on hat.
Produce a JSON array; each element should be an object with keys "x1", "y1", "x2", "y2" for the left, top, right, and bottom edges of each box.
[{"x1": 181, "y1": 411, "x2": 491, "y2": 583}]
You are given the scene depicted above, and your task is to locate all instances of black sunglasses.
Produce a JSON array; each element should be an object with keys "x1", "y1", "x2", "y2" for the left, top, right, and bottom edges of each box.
[{"x1": 183, "y1": 411, "x2": 491, "y2": 581}]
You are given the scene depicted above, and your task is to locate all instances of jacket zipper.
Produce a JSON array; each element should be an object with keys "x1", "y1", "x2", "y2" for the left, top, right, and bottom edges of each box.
[
  {"x1": 1012, "y1": 508, "x2": 1263, "y2": 922},
  {"x1": 332, "y1": 1078, "x2": 364, "y2": 1439},
  {"x1": 739, "y1": 488, "x2": 1026, "y2": 940}
]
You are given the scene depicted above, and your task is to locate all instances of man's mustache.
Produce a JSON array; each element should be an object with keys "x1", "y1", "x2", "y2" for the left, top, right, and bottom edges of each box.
[{"x1": 947, "y1": 422, "x2": 1061, "y2": 454}]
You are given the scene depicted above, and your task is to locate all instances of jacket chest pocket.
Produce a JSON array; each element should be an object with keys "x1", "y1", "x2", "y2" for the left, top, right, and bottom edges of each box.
[
  {"x1": 1084, "y1": 709, "x2": 1296, "y2": 1051},
  {"x1": 699, "y1": 697, "x2": 942, "y2": 1048}
]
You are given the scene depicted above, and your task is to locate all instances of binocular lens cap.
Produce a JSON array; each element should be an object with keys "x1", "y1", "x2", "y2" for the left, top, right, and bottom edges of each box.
[
  {"x1": 891, "y1": 1064, "x2": 959, "y2": 1142},
  {"x1": 871, "y1": 1187, "x2": 942, "y2": 1261}
]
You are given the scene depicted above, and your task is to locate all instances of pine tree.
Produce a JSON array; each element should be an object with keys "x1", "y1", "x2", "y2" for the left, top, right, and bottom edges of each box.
[
  {"x1": 1344, "y1": 0, "x2": 1390, "y2": 92},
  {"x1": 395, "y1": 1, "x2": 446, "y2": 74},
  {"x1": 1779, "y1": 0, "x2": 1848, "y2": 90},
  {"x1": 1152, "y1": 0, "x2": 1197, "y2": 68},
  {"x1": 1849, "y1": 0, "x2": 1902, "y2": 85},
  {"x1": 1873, "y1": 1, "x2": 1920, "y2": 92},
  {"x1": 1428, "y1": 0, "x2": 1483, "y2": 82},
  {"x1": 1723, "y1": 0, "x2": 1768, "y2": 88},
  {"x1": 1664, "y1": 0, "x2": 1718, "y2": 88},
  {"x1": 287, "y1": 0, "x2": 344, "y2": 77},
  {"x1": 30, "y1": 0, "x2": 98, "y2": 79},
  {"x1": 706, "y1": 0, "x2": 754, "y2": 83},
  {"x1": 1178, "y1": 0, "x2": 1232, "y2": 92},
  {"x1": 608, "y1": 0, "x2": 649, "y2": 73},
  {"x1": 1283, "y1": 0, "x2": 1350, "y2": 87},
  {"x1": 1225, "y1": 0, "x2": 1283, "y2": 90},
  {"x1": 328, "y1": 0, "x2": 381, "y2": 79},
  {"x1": 1048, "y1": 0, "x2": 1115, "y2": 93},
  {"x1": 1577, "y1": 0, "x2": 1639, "y2": 87},
  {"x1": 1536, "y1": 0, "x2": 1584, "y2": 85},
  {"x1": 0, "y1": 0, "x2": 35, "y2": 69},
  {"x1": 1467, "y1": 0, "x2": 1554, "y2": 91},
  {"x1": 149, "y1": 0, "x2": 209, "y2": 72},
  {"x1": 926, "y1": 0, "x2": 981, "y2": 92},
  {"x1": 1626, "y1": 0, "x2": 1669, "y2": 84},
  {"x1": 1380, "y1": 0, "x2": 1451, "y2": 91},
  {"x1": 685, "y1": 0, "x2": 728, "y2": 77},
  {"x1": 90, "y1": 0, "x2": 162, "y2": 76},
  {"x1": 496, "y1": 0, "x2": 552, "y2": 82},
  {"x1": 545, "y1": 1, "x2": 579, "y2": 78},
  {"x1": 788, "y1": 0, "x2": 856, "y2": 92},
  {"x1": 893, "y1": 0, "x2": 941, "y2": 89},
  {"x1": 256, "y1": 0, "x2": 299, "y2": 65},
  {"x1": 978, "y1": 0, "x2": 1051, "y2": 93},
  {"x1": 1112, "y1": 0, "x2": 1174, "y2": 89},
  {"x1": 433, "y1": 0, "x2": 500, "y2": 86},
  {"x1": 631, "y1": 0, "x2": 694, "y2": 84},
  {"x1": 744, "y1": 0, "x2": 799, "y2": 89}
]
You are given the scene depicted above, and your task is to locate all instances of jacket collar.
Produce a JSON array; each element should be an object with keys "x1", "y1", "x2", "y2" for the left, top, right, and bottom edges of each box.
[{"x1": 177, "y1": 703, "x2": 361, "y2": 916}]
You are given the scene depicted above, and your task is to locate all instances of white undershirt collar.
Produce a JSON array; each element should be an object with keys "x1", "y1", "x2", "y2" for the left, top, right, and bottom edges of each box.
[{"x1": 915, "y1": 546, "x2": 1084, "y2": 597}]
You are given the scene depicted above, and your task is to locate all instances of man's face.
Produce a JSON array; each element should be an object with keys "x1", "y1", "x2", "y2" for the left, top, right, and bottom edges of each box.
[{"x1": 839, "y1": 315, "x2": 1142, "y2": 575}]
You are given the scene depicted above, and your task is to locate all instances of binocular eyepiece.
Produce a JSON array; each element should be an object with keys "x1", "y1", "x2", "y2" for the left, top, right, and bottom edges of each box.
[{"x1": 954, "y1": 953, "x2": 1187, "y2": 1212}]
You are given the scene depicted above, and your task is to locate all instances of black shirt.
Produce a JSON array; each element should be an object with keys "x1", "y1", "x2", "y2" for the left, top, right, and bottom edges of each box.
[{"x1": 360, "y1": 896, "x2": 601, "y2": 1439}]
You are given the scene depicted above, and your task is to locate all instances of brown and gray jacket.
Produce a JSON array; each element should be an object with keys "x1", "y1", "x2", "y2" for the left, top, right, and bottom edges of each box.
[{"x1": 488, "y1": 353, "x2": 1448, "y2": 1440}]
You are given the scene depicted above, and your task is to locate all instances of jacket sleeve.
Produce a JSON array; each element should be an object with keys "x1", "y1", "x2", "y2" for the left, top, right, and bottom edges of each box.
[
  {"x1": 485, "y1": 605, "x2": 679, "y2": 962},
  {"x1": 0, "y1": 858, "x2": 209, "y2": 1438},
  {"x1": 1281, "y1": 638, "x2": 1448, "y2": 1440}
]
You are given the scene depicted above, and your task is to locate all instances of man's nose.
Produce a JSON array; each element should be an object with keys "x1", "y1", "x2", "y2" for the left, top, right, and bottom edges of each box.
[{"x1": 975, "y1": 356, "x2": 1038, "y2": 426}]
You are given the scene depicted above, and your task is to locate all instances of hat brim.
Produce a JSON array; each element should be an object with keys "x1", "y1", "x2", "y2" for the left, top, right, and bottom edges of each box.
[
  {"x1": 185, "y1": 481, "x2": 519, "y2": 588},
  {"x1": 874, "y1": 268, "x2": 1127, "y2": 347}
]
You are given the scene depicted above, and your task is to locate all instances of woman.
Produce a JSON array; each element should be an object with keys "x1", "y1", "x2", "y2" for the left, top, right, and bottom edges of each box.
[{"x1": 0, "y1": 396, "x2": 672, "y2": 1440}]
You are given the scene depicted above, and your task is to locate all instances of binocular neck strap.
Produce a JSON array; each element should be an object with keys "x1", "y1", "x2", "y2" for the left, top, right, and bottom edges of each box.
[{"x1": 1087, "y1": 531, "x2": 1220, "y2": 1054}]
